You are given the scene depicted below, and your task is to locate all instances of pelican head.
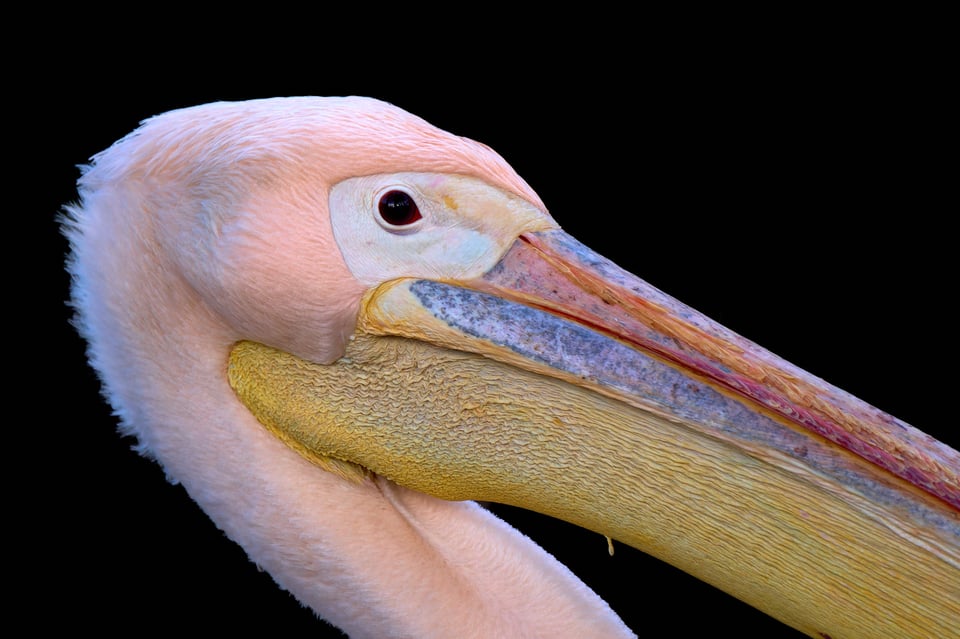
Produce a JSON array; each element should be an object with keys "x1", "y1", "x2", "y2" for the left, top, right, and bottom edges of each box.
[{"x1": 63, "y1": 96, "x2": 958, "y2": 638}]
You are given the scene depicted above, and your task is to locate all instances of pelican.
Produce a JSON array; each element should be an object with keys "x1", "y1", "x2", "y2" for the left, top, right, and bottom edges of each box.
[{"x1": 62, "y1": 96, "x2": 959, "y2": 638}]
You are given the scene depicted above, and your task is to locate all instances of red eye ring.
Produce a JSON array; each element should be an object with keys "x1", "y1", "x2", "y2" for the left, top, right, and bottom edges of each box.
[{"x1": 378, "y1": 190, "x2": 422, "y2": 227}]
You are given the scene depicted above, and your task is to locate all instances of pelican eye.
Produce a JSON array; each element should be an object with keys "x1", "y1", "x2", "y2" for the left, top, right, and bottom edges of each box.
[{"x1": 377, "y1": 189, "x2": 423, "y2": 228}]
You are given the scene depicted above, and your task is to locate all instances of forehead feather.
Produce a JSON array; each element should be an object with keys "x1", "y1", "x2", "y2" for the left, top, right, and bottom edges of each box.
[{"x1": 85, "y1": 96, "x2": 544, "y2": 210}]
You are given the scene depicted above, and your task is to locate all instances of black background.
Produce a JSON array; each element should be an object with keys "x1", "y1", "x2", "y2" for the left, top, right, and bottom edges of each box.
[{"x1": 25, "y1": 23, "x2": 952, "y2": 638}]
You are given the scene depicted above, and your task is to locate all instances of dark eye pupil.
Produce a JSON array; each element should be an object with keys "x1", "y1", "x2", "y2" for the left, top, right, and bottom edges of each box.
[{"x1": 378, "y1": 190, "x2": 422, "y2": 226}]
